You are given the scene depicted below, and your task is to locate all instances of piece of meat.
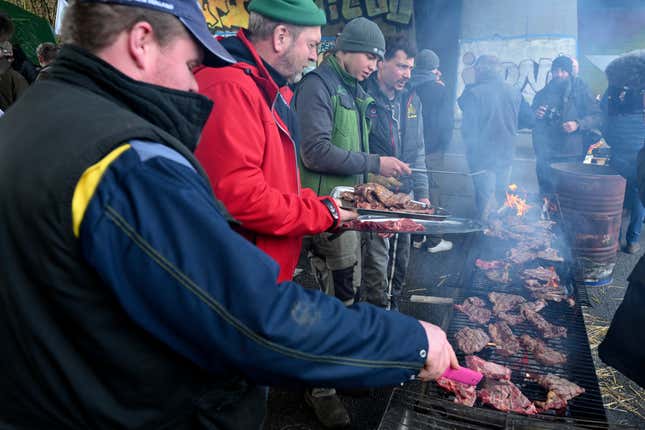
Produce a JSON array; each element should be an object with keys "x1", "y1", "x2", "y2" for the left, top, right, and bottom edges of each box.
[
  {"x1": 497, "y1": 311, "x2": 526, "y2": 326},
  {"x1": 454, "y1": 297, "x2": 492, "y2": 325},
  {"x1": 518, "y1": 299, "x2": 547, "y2": 314},
  {"x1": 488, "y1": 292, "x2": 526, "y2": 314},
  {"x1": 523, "y1": 279, "x2": 568, "y2": 303},
  {"x1": 508, "y1": 247, "x2": 536, "y2": 264},
  {"x1": 533, "y1": 374, "x2": 585, "y2": 411},
  {"x1": 478, "y1": 379, "x2": 538, "y2": 415},
  {"x1": 340, "y1": 218, "x2": 425, "y2": 233},
  {"x1": 435, "y1": 376, "x2": 477, "y2": 406},
  {"x1": 350, "y1": 183, "x2": 436, "y2": 214},
  {"x1": 522, "y1": 309, "x2": 567, "y2": 339},
  {"x1": 488, "y1": 321, "x2": 521, "y2": 356},
  {"x1": 475, "y1": 258, "x2": 504, "y2": 270},
  {"x1": 465, "y1": 355, "x2": 511, "y2": 381},
  {"x1": 537, "y1": 247, "x2": 564, "y2": 262},
  {"x1": 484, "y1": 264, "x2": 511, "y2": 284},
  {"x1": 455, "y1": 327, "x2": 490, "y2": 354},
  {"x1": 521, "y1": 266, "x2": 559, "y2": 284},
  {"x1": 519, "y1": 334, "x2": 567, "y2": 366}
]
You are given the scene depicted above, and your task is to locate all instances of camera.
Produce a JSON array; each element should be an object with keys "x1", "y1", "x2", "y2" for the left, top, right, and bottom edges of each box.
[{"x1": 542, "y1": 105, "x2": 562, "y2": 124}]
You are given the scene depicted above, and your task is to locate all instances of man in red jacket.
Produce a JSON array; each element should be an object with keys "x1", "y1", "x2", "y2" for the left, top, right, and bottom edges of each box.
[{"x1": 195, "y1": 0, "x2": 354, "y2": 282}]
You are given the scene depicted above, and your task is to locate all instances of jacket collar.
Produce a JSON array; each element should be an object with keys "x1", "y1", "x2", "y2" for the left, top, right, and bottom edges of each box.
[
  {"x1": 49, "y1": 45, "x2": 213, "y2": 152},
  {"x1": 364, "y1": 72, "x2": 400, "y2": 107},
  {"x1": 409, "y1": 69, "x2": 438, "y2": 89}
]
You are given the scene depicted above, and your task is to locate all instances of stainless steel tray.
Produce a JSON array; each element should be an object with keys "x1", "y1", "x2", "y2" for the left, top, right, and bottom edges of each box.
[
  {"x1": 340, "y1": 215, "x2": 484, "y2": 235},
  {"x1": 331, "y1": 186, "x2": 450, "y2": 221}
]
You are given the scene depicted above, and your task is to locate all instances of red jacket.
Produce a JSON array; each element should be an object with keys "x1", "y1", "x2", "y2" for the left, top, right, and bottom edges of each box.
[{"x1": 195, "y1": 30, "x2": 335, "y2": 282}]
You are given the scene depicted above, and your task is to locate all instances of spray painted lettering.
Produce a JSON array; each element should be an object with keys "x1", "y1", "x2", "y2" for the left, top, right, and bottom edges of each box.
[
  {"x1": 314, "y1": 0, "x2": 413, "y2": 25},
  {"x1": 201, "y1": 0, "x2": 250, "y2": 32}
]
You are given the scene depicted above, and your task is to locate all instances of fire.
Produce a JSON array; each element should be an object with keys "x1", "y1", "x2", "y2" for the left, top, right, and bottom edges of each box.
[
  {"x1": 505, "y1": 192, "x2": 531, "y2": 217},
  {"x1": 546, "y1": 266, "x2": 559, "y2": 288},
  {"x1": 508, "y1": 184, "x2": 518, "y2": 191}
]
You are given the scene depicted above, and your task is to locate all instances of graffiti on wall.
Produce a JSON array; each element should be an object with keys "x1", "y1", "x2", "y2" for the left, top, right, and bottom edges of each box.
[
  {"x1": 455, "y1": 37, "x2": 577, "y2": 119},
  {"x1": 201, "y1": 0, "x2": 250, "y2": 32},
  {"x1": 314, "y1": 0, "x2": 413, "y2": 25}
]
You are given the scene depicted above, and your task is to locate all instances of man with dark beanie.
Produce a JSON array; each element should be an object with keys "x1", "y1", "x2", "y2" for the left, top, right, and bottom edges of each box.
[
  {"x1": 195, "y1": 0, "x2": 355, "y2": 284},
  {"x1": 532, "y1": 55, "x2": 601, "y2": 195},
  {"x1": 294, "y1": 17, "x2": 412, "y2": 427},
  {"x1": 0, "y1": 0, "x2": 460, "y2": 428}
]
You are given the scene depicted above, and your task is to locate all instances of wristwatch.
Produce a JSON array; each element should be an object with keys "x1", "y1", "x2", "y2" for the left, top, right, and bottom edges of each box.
[{"x1": 321, "y1": 197, "x2": 340, "y2": 230}]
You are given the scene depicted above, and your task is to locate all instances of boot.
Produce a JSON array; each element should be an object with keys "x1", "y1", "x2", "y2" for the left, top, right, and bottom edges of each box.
[{"x1": 305, "y1": 388, "x2": 350, "y2": 428}]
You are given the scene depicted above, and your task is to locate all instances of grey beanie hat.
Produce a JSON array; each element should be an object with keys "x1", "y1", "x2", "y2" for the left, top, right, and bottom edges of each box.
[
  {"x1": 336, "y1": 17, "x2": 385, "y2": 59},
  {"x1": 416, "y1": 49, "x2": 440, "y2": 70}
]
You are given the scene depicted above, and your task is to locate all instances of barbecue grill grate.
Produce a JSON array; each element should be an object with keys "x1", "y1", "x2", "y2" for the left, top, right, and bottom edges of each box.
[{"x1": 378, "y1": 387, "x2": 641, "y2": 430}]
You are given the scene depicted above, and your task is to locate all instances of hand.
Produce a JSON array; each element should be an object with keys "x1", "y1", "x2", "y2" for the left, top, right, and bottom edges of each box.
[
  {"x1": 535, "y1": 105, "x2": 547, "y2": 119},
  {"x1": 379, "y1": 157, "x2": 411, "y2": 178},
  {"x1": 333, "y1": 198, "x2": 358, "y2": 222},
  {"x1": 417, "y1": 320, "x2": 459, "y2": 381},
  {"x1": 562, "y1": 120, "x2": 579, "y2": 133},
  {"x1": 418, "y1": 198, "x2": 431, "y2": 207}
]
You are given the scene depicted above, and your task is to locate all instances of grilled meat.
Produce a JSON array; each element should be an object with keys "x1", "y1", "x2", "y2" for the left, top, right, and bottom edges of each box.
[
  {"x1": 496, "y1": 311, "x2": 526, "y2": 326},
  {"x1": 455, "y1": 327, "x2": 490, "y2": 354},
  {"x1": 484, "y1": 264, "x2": 511, "y2": 284},
  {"x1": 522, "y1": 309, "x2": 567, "y2": 339},
  {"x1": 465, "y1": 355, "x2": 511, "y2": 381},
  {"x1": 524, "y1": 279, "x2": 568, "y2": 303},
  {"x1": 340, "y1": 218, "x2": 424, "y2": 233},
  {"x1": 508, "y1": 247, "x2": 536, "y2": 265},
  {"x1": 533, "y1": 373, "x2": 585, "y2": 411},
  {"x1": 435, "y1": 376, "x2": 477, "y2": 406},
  {"x1": 454, "y1": 297, "x2": 492, "y2": 325},
  {"x1": 519, "y1": 334, "x2": 567, "y2": 366},
  {"x1": 537, "y1": 247, "x2": 564, "y2": 263},
  {"x1": 488, "y1": 321, "x2": 521, "y2": 356},
  {"x1": 521, "y1": 266, "x2": 559, "y2": 284},
  {"x1": 478, "y1": 379, "x2": 538, "y2": 415},
  {"x1": 344, "y1": 183, "x2": 434, "y2": 213},
  {"x1": 518, "y1": 299, "x2": 547, "y2": 314},
  {"x1": 488, "y1": 292, "x2": 526, "y2": 314}
]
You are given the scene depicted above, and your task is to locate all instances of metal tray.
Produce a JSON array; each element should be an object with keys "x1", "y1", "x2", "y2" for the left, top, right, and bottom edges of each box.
[
  {"x1": 340, "y1": 215, "x2": 484, "y2": 235},
  {"x1": 331, "y1": 186, "x2": 451, "y2": 220}
]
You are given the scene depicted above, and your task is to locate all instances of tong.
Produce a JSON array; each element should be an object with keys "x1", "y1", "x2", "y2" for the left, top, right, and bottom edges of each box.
[{"x1": 410, "y1": 168, "x2": 487, "y2": 177}]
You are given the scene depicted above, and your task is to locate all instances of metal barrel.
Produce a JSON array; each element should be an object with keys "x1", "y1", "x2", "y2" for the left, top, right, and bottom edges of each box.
[{"x1": 552, "y1": 163, "x2": 626, "y2": 286}]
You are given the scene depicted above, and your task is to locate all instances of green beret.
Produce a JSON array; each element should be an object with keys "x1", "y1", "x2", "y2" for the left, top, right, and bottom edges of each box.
[{"x1": 248, "y1": 0, "x2": 327, "y2": 26}]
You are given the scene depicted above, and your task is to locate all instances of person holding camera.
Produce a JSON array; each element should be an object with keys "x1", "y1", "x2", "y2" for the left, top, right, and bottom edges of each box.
[{"x1": 532, "y1": 55, "x2": 601, "y2": 195}]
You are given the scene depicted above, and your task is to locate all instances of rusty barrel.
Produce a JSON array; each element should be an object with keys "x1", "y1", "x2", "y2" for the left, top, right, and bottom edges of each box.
[{"x1": 552, "y1": 163, "x2": 626, "y2": 286}]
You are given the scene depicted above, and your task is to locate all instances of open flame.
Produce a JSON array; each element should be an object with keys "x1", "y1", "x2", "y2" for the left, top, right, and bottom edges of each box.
[
  {"x1": 546, "y1": 266, "x2": 559, "y2": 288},
  {"x1": 504, "y1": 185, "x2": 531, "y2": 217}
]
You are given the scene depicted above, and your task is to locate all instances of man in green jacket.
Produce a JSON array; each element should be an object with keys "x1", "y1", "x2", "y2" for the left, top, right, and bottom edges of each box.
[{"x1": 294, "y1": 17, "x2": 411, "y2": 427}]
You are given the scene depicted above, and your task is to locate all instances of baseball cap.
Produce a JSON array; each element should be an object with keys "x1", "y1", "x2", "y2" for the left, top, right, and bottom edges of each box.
[{"x1": 79, "y1": 0, "x2": 235, "y2": 66}]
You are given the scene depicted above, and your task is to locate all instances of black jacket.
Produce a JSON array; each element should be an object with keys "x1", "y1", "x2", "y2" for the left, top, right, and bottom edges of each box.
[
  {"x1": 532, "y1": 77, "x2": 601, "y2": 160},
  {"x1": 409, "y1": 69, "x2": 453, "y2": 154},
  {"x1": 458, "y1": 74, "x2": 522, "y2": 169},
  {"x1": 363, "y1": 74, "x2": 429, "y2": 198}
]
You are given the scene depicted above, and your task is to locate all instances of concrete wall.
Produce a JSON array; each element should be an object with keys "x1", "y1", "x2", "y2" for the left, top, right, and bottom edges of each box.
[{"x1": 436, "y1": 0, "x2": 578, "y2": 217}]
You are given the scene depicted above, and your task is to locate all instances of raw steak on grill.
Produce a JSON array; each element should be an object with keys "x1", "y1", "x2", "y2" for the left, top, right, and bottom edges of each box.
[
  {"x1": 478, "y1": 379, "x2": 538, "y2": 415},
  {"x1": 533, "y1": 373, "x2": 585, "y2": 411},
  {"x1": 454, "y1": 297, "x2": 492, "y2": 325},
  {"x1": 537, "y1": 247, "x2": 564, "y2": 262},
  {"x1": 496, "y1": 311, "x2": 525, "y2": 326},
  {"x1": 340, "y1": 218, "x2": 424, "y2": 233},
  {"x1": 465, "y1": 355, "x2": 511, "y2": 381},
  {"x1": 521, "y1": 266, "x2": 559, "y2": 284},
  {"x1": 435, "y1": 376, "x2": 477, "y2": 406},
  {"x1": 455, "y1": 327, "x2": 490, "y2": 354},
  {"x1": 519, "y1": 334, "x2": 567, "y2": 366},
  {"x1": 488, "y1": 321, "x2": 521, "y2": 356},
  {"x1": 488, "y1": 292, "x2": 526, "y2": 314},
  {"x1": 522, "y1": 309, "x2": 567, "y2": 339}
]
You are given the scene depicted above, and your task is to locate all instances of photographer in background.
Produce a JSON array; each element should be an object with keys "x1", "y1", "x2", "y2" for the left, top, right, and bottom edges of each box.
[{"x1": 532, "y1": 56, "x2": 601, "y2": 195}]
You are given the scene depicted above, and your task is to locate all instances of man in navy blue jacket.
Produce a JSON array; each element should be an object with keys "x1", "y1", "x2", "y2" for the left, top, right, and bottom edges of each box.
[{"x1": 0, "y1": 1, "x2": 457, "y2": 429}]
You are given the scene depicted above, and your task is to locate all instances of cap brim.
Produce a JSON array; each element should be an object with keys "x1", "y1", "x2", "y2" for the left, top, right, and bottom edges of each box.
[{"x1": 179, "y1": 15, "x2": 235, "y2": 67}]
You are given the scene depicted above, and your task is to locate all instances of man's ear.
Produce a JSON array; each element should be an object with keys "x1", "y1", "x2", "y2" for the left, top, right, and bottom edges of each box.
[
  {"x1": 127, "y1": 21, "x2": 156, "y2": 70},
  {"x1": 272, "y1": 24, "x2": 291, "y2": 54}
]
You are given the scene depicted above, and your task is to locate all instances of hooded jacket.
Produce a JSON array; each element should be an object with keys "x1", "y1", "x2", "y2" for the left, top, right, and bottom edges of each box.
[
  {"x1": 0, "y1": 44, "x2": 428, "y2": 429},
  {"x1": 195, "y1": 29, "x2": 336, "y2": 282},
  {"x1": 363, "y1": 73, "x2": 428, "y2": 199},
  {"x1": 409, "y1": 69, "x2": 453, "y2": 155}
]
